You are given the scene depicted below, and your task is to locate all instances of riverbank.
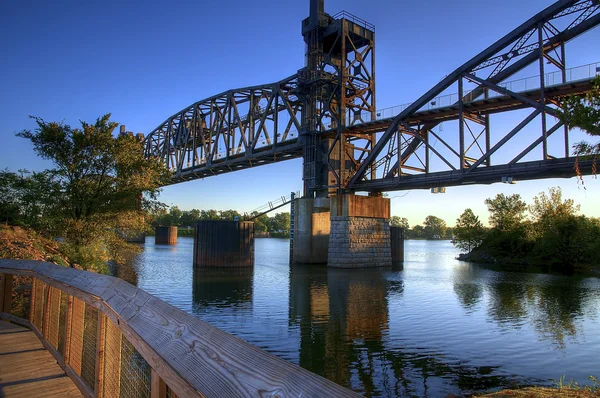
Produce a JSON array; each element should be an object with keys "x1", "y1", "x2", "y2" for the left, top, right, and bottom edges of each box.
[
  {"x1": 0, "y1": 225, "x2": 70, "y2": 265},
  {"x1": 478, "y1": 386, "x2": 599, "y2": 397}
]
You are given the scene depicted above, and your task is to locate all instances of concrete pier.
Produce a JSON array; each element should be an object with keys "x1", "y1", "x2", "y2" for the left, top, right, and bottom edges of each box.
[
  {"x1": 328, "y1": 195, "x2": 391, "y2": 268},
  {"x1": 291, "y1": 198, "x2": 330, "y2": 264},
  {"x1": 155, "y1": 226, "x2": 178, "y2": 244},
  {"x1": 194, "y1": 221, "x2": 254, "y2": 267}
]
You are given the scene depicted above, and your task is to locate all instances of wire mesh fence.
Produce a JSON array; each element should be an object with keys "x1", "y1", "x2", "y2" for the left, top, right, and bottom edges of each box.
[
  {"x1": 119, "y1": 337, "x2": 152, "y2": 398},
  {"x1": 2, "y1": 274, "x2": 182, "y2": 398},
  {"x1": 68, "y1": 297, "x2": 86, "y2": 377},
  {"x1": 32, "y1": 278, "x2": 48, "y2": 331},
  {"x1": 81, "y1": 304, "x2": 98, "y2": 392},
  {"x1": 10, "y1": 275, "x2": 32, "y2": 320},
  {"x1": 57, "y1": 292, "x2": 68, "y2": 356},
  {"x1": 102, "y1": 315, "x2": 123, "y2": 398},
  {"x1": 45, "y1": 286, "x2": 62, "y2": 350}
]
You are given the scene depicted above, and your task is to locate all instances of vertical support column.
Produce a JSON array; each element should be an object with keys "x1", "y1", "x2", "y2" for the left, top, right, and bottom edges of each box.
[
  {"x1": 151, "y1": 369, "x2": 167, "y2": 398},
  {"x1": 291, "y1": 197, "x2": 330, "y2": 264},
  {"x1": 29, "y1": 278, "x2": 37, "y2": 325},
  {"x1": 458, "y1": 76, "x2": 465, "y2": 169},
  {"x1": 95, "y1": 312, "x2": 106, "y2": 397},
  {"x1": 328, "y1": 194, "x2": 391, "y2": 268},
  {"x1": 538, "y1": 22, "x2": 548, "y2": 160},
  {"x1": 69, "y1": 298, "x2": 86, "y2": 376},
  {"x1": 63, "y1": 295, "x2": 74, "y2": 365},
  {"x1": 0, "y1": 273, "x2": 13, "y2": 314}
]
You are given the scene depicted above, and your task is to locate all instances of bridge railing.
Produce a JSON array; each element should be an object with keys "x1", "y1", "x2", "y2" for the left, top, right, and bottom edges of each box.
[
  {"x1": 354, "y1": 61, "x2": 600, "y2": 124},
  {"x1": 0, "y1": 260, "x2": 359, "y2": 398}
]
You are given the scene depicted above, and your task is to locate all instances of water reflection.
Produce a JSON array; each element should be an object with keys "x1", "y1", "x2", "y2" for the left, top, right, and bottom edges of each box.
[
  {"x1": 122, "y1": 238, "x2": 600, "y2": 397},
  {"x1": 453, "y1": 263, "x2": 600, "y2": 348},
  {"x1": 192, "y1": 268, "x2": 254, "y2": 308}
]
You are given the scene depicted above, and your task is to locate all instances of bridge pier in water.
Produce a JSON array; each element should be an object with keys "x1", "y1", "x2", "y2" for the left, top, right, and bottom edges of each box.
[
  {"x1": 194, "y1": 220, "x2": 254, "y2": 268},
  {"x1": 155, "y1": 225, "x2": 177, "y2": 244},
  {"x1": 292, "y1": 194, "x2": 396, "y2": 267}
]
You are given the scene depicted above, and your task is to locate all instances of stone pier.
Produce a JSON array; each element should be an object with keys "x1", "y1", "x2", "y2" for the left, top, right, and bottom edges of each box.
[{"x1": 328, "y1": 195, "x2": 391, "y2": 268}]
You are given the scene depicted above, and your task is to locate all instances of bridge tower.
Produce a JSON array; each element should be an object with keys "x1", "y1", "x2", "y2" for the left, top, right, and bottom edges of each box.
[
  {"x1": 292, "y1": 0, "x2": 392, "y2": 267},
  {"x1": 299, "y1": 0, "x2": 376, "y2": 197}
]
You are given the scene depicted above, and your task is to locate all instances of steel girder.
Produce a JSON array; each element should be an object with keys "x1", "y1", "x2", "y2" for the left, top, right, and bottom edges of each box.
[
  {"x1": 144, "y1": 75, "x2": 304, "y2": 185},
  {"x1": 346, "y1": 0, "x2": 600, "y2": 192}
]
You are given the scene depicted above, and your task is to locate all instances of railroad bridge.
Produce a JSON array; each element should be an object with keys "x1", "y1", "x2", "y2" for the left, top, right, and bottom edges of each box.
[{"x1": 142, "y1": 0, "x2": 600, "y2": 266}]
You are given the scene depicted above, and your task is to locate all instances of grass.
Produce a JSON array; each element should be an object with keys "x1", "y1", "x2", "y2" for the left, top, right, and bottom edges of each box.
[{"x1": 478, "y1": 376, "x2": 600, "y2": 397}]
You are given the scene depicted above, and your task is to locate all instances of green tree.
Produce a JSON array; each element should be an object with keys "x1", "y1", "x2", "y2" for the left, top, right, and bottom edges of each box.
[
  {"x1": 529, "y1": 187, "x2": 580, "y2": 233},
  {"x1": 180, "y1": 209, "x2": 201, "y2": 227},
  {"x1": 424, "y1": 215, "x2": 447, "y2": 239},
  {"x1": 17, "y1": 114, "x2": 170, "y2": 270},
  {"x1": 484, "y1": 193, "x2": 527, "y2": 232},
  {"x1": 453, "y1": 209, "x2": 486, "y2": 252},
  {"x1": 562, "y1": 76, "x2": 600, "y2": 155},
  {"x1": 410, "y1": 225, "x2": 426, "y2": 239},
  {"x1": 390, "y1": 216, "x2": 409, "y2": 229}
]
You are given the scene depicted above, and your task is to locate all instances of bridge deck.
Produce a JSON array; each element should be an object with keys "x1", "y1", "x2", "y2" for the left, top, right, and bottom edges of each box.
[{"x1": 0, "y1": 321, "x2": 81, "y2": 398}]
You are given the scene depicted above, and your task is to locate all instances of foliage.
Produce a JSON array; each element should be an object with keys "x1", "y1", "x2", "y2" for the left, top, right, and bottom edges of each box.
[
  {"x1": 461, "y1": 187, "x2": 600, "y2": 271},
  {"x1": 484, "y1": 193, "x2": 527, "y2": 232},
  {"x1": 14, "y1": 114, "x2": 171, "y2": 271},
  {"x1": 151, "y1": 206, "x2": 291, "y2": 237},
  {"x1": 562, "y1": 76, "x2": 600, "y2": 155},
  {"x1": 424, "y1": 215, "x2": 447, "y2": 239},
  {"x1": 453, "y1": 208, "x2": 486, "y2": 252},
  {"x1": 390, "y1": 216, "x2": 409, "y2": 229}
]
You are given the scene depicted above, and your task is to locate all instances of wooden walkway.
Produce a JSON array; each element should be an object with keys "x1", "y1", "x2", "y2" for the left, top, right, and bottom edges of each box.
[{"x1": 0, "y1": 321, "x2": 81, "y2": 398}]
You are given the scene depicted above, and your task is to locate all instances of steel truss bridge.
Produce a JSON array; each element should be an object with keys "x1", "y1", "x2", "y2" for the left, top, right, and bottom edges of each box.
[{"x1": 144, "y1": 0, "x2": 600, "y2": 195}]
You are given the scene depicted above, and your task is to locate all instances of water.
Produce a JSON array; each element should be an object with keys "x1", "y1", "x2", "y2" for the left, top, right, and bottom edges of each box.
[{"x1": 123, "y1": 237, "x2": 600, "y2": 397}]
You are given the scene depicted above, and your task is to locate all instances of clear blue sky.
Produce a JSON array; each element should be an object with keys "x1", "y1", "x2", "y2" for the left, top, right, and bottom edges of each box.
[{"x1": 1, "y1": 0, "x2": 599, "y2": 227}]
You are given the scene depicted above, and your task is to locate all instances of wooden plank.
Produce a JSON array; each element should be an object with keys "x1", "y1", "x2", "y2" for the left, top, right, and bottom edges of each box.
[
  {"x1": 94, "y1": 312, "x2": 106, "y2": 397},
  {"x1": 0, "y1": 273, "x2": 13, "y2": 313},
  {"x1": 0, "y1": 321, "x2": 83, "y2": 398},
  {"x1": 151, "y1": 368, "x2": 168, "y2": 398},
  {"x1": 69, "y1": 298, "x2": 85, "y2": 376},
  {"x1": 102, "y1": 315, "x2": 122, "y2": 398}
]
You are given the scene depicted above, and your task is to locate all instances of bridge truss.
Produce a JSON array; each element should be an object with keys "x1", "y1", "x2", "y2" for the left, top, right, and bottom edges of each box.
[
  {"x1": 347, "y1": 0, "x2": 600, "y2": 191},
  {"x1": 144, "y1": 0, "x2": 600, "y2": 192}
]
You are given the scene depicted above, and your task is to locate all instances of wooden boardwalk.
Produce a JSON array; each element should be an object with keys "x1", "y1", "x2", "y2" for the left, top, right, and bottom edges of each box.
[{"x1": 0, "y1": 321, "x2": 81, "y2": 398}]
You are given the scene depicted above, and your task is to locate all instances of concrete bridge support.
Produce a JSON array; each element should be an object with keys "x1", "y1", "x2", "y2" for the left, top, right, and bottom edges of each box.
[
  {"x1": 291, "y1": 198, "x2": 330, "y2": 264},
  {"x1": 291, "y1": 194, "x2": 392, "y2": 267},
  {"x1": 328, "y1": 195, "x2": 391, "y2": 268}
]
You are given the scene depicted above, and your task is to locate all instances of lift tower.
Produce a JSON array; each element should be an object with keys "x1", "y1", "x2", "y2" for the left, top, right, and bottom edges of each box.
[{"x1": 299, "y1": 0, "x2": 376, "y2": 198}]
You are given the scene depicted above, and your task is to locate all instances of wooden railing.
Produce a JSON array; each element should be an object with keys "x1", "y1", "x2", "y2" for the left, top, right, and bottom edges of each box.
[{"x1": 0, "y1": 259, "x2": 360, "y2": 398}]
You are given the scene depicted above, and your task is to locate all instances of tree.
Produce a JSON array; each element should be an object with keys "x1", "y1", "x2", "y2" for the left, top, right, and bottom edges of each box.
[
  {"x1": 390, "y1": 216, "x2": 409, "y2": 229},
  {"x1": 562, "y1": 76, "x2": 600, "y2": 156},
  {"x1": 17, "y1": 114, "x2": 170, "y2": 270},
  {"x1": 424, "y1": 215, "x2": 447, "y2": 239},
  {"x1": 484, "y1": 193, "x2": 527, "y2": 232},
  {"x1": 530, "y1": 187, "x2": 580, "y2": 234},
  {"x1": 410, "y1": 225, "x2": 426, "y2": 239},
  {"x1": 453, "y1": 209, "x2": 486, "y2": 252}
]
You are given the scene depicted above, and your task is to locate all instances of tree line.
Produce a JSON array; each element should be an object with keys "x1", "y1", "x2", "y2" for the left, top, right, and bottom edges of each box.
[
  {"x1": 151, "y1": 206, "x2": 291, "y2": 237},
  {"x1": 390, "y1": 215, "x2": 453, "y2": 240},
  {"x1": 452, "y1": 187, "x2": 600, "y2": 271}
]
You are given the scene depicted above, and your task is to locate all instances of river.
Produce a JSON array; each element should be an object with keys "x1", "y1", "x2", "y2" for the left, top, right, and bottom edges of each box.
[{"x1": 119, "y1": 237, "x2": 600, "y2": 397}]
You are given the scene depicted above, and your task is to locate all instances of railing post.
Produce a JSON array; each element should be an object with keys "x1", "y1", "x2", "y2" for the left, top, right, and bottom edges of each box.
[
  {"x1": 29, "y1": 278, "x2": 37, "y2": 325},
  {"x1": 0, "y1": 273, "x2": 13, "y2": 314},
  {"x1": 151, "y1": 369, "x2": 167, "y2": 398},
  {"x1": 95, "y1": 312, "x2": 106, "y2": 397},
  {"x1": 64, "y1": 295, "x2": 74, "y2": 364}
]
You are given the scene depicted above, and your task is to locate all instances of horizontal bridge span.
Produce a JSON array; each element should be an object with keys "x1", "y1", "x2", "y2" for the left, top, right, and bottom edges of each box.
[{"x1": 144, "y1": 73, "x2": 304, "y2": 184}]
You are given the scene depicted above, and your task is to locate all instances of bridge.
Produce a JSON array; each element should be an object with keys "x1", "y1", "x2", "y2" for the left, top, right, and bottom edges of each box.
[
  {"x1": 141, "y1": 0, "x2": 600, "y2": 267},
  {"x1": 144, "y1": 0, "x2": 600, "y2": 195}
]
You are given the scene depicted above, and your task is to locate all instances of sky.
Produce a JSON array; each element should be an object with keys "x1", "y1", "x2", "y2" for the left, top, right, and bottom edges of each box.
[{"x1": 1, "y1": 0, "x2": 599, "y2": 227}]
